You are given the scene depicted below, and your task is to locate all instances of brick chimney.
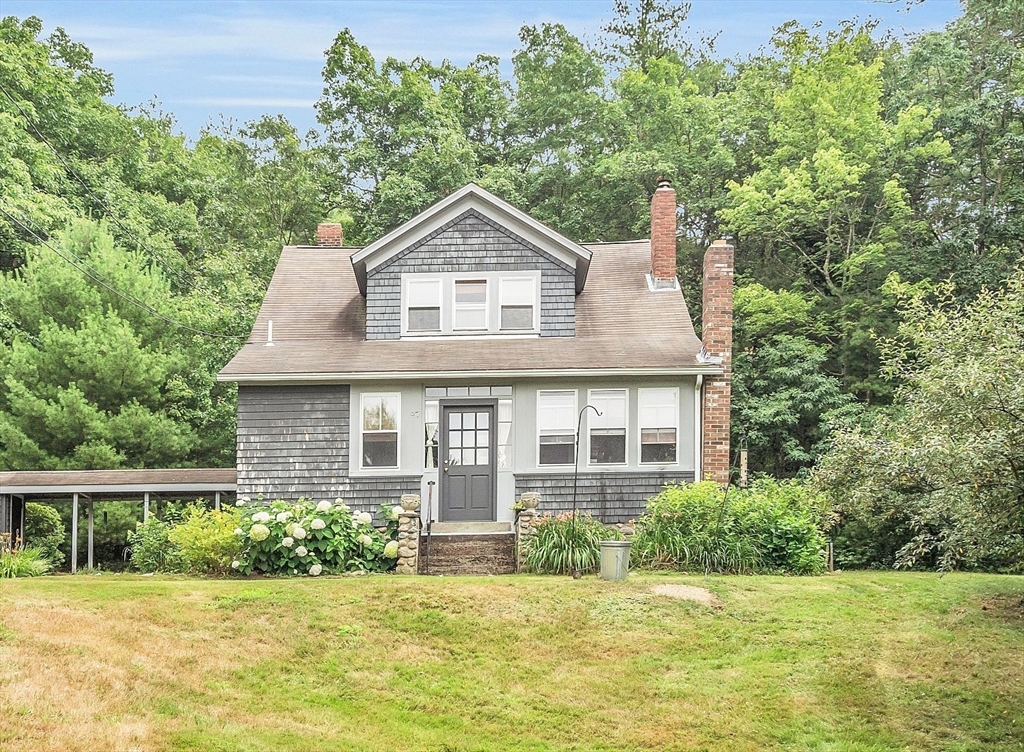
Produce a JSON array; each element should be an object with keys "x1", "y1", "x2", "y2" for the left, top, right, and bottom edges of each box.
[
  {"x1": 650, "y1": 178, "x2": 677, "y2": 286},
  {"x1": 701, "y1": 238, "x2": 734, "y2": 485},
  {"x1": 317, "y1": 222, "x2": 344, "y2": 247}
]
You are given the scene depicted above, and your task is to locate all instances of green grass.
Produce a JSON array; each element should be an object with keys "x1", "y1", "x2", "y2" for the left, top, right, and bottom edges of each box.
[{"x1": 0, "y1": 571, "x2": 1022, "y2": 751}]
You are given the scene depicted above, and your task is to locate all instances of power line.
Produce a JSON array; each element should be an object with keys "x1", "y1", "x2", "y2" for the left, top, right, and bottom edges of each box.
[
  {"x1": 0, "y1": 204, "x2": 247, "y2": 341},
  {"x1": 0, "y1": 80, "x2": 259, "y2": 324}
]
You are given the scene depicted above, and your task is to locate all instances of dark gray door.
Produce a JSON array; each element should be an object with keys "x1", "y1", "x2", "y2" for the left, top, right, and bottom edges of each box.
[{"x1": 440, "y1": 403, "x2": 496, "y2": 521}]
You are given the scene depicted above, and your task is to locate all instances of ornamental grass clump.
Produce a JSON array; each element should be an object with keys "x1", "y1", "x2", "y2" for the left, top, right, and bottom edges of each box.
[
  {"x1": 233, "y1": 497, "x2": 399, "y2": 576},
  {"x1": 522, "y1": 511, "x2": 621, "y2": 575}
]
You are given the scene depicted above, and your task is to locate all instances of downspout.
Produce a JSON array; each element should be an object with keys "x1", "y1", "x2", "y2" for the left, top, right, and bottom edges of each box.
[{"x1": 694, "y1": 375, "x2": 703, "y2": 482}]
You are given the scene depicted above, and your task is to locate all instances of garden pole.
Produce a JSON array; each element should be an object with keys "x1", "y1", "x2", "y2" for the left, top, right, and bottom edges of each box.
[
  {"x1": 71, "y1": 492, "x2": 78, "y2": 574},
  {"x1": 143, "y1": 492, "x2": 149, "y2": 522},
  {"x1": 572, "y1": 405, "x2": 602, "y2": 578},
  {"x1": 215, "y1": 491, "x2": 221, "y2": 511},
  {"x1": 87, "y1": 498, "x2": 94, "y2": 570}
]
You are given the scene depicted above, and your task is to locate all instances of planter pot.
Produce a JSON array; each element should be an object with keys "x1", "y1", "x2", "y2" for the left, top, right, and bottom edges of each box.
[
  {"x1": 400, "y1": 494, "x2": 421, "y2": 512},
  {"x1": 519, "y1": 493, "x2": 541, "y2": 510}
]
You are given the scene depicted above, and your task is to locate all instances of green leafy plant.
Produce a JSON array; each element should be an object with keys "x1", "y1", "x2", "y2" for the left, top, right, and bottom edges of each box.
[
  {"x1": 631, "y1": 480, "x2": 827, "y2": 575},
  {"x1": 24, "y1": 503, "x2": 65, "y2": 567},
  {"x1": 126, "y1": 517, "x2": 186, "y2": 573},
  {"x1": 166, "y1": 504, "x2": 243, "y2": 575},
  {"x1": 522, "y1": 511, "x2": 621, "y2": 575},
  {"x1": 233, "y1": 497, "x2": 399, "y2": 576},
  {"x1": 1, "y1": 534, "x2": 52, "y2": 578}
]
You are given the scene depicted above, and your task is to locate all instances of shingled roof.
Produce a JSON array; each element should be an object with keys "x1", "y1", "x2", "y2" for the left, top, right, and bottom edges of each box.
[{"x1": 218, "y1": 238, "x2": 715, "y2": 382}]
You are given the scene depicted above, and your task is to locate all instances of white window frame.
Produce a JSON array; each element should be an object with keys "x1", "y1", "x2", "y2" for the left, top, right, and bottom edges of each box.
[
  {"x1": 536, "y1": 389, "x2": 577, "y2": 468},
  {"x1": 402, "y1": 277, "x2": 443, "y2": 335},
  {"x1": 587, "y1": 388, "x2": 628, "y2": 467},
  {"x1": 638, "y1": 387, "x2": 680, "y2": 466},
  {"x1": 453, "y1": 278, "x2": 490, "y2": 331},
  {"x1": 359, "y1": 392, "x2": 402, "y2": 470},
  {"x1": 499, "y1": 276, "x2": 539, "y2": 332}
]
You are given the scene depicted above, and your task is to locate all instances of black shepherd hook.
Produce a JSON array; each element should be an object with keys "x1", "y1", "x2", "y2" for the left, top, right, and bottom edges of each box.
[{"x1": 571, "y1": 404, "x2": 602, "y2": 578}]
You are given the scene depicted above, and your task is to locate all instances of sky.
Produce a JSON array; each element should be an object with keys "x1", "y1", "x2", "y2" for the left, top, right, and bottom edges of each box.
[{"x1": 5, "y1": 0, "x2": 963, "y2": 140}]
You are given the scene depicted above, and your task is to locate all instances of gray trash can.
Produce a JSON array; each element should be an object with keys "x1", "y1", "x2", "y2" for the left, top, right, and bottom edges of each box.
[{"x1": 600, "y1": 540, "x2": 632, "y2": 581}]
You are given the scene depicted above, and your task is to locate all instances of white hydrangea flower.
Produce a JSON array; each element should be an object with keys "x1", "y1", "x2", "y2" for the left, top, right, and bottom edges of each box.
[
  {"x1": 309, "y1": 563, "x2": 323, "y2": 576},
  {"x1": 295, "y1": 546, "x2": 308, "y2": 557},
  {"x1": 235, "y1": 498, "x2": 247, "y2": 507},
  {"x1": 233, "y1": 528, "x2": 244, "y2": 536},
  {"x1": 384, "y1": 540, "x2": 399, "y2": 558},
  {"x1": 249, "y1": 524, "x2": 271, "y2": 542},
  {"x1": 285, "y1": 521, "x2": 297, "y2": 536},
  {"x1": 251, "y1": 511, "x2": 271, "y2": 524},
  {"x1": 317, "y1": 500, "x2": 333, "y2": 513},
  {"x1": 388, "y1": 505, "x2": 400, "y2": 520},
  {"x1": 357, "y1": 511, "x2": 373, "y2": 526},
  {"x1": 231, "y1": 560, "x2": 241, "y2": 569},
  {"x1": 276, "y1": 511, "x2": 292, "y2": 523},
  {"x1": 357, "y1": 533, "x2": 373, "y2": 547},
  {"x1": 336, "y1": 501, "x2": 350, "y2": 511},
  {"x1": 293, "y1": 526, "x2": 307, "y2": 540},
  {"x1": 311, "y1": 518, "x2": 326, "y2": 530},
  {"x1": 281, "y1": 537, "x2": 294, "y2": 548}
]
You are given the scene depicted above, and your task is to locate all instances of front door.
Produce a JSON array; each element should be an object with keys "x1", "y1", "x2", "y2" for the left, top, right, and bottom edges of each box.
[{"x1": 440, "y1": 403, "x2": 496, "y2": 521}]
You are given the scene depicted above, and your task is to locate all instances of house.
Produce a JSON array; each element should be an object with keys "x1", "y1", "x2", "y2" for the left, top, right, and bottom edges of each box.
[{"x1": 217, "y1": 180, "x2": 732, "y2": 571}]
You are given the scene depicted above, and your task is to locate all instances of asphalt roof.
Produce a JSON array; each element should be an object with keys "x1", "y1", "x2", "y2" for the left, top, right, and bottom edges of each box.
[
  {"x1": 218, "y1": 238, "x2": 712, "y2": 382},
  {"x1": 0, "y1": 468, "x2": 237, "y2": 494}
]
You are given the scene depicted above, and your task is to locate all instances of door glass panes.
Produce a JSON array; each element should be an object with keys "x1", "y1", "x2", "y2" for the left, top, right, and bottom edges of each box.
[
  {"x1": 497, "y1": 399, "x2": 512, "y2": 468},
  {"x1": 538, "y1": 390, "x2": 576, "y2": 465},
  {"x1": 407, "y1": 279, "x2": 441, "y2": 332},
  {"x1": 362, "y1": 394, "x2": 399, "y2": 468},
  {"x1": 589, "y1": 390, "x2": 627, "y2": 464},
  {"x1": 639, "y1": 388, "x2": 678, "y2": 464},
  {"x1": 447, "y1": 409, "x2": 491, "y2": 467},
  {"x1": 454, "y1": 280, "x2": 487, "y2": 330}
]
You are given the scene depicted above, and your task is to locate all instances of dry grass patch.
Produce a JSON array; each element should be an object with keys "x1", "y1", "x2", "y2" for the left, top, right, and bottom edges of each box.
[{"x1": 0, "y1": 572, "x2": 1022, "y2": 751}]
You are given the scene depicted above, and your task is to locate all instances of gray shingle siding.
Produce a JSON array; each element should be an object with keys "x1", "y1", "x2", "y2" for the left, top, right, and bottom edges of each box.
[
  {"x1": 366, "y1": 209, "x2": 576, "y2": 339},
  {"x1": 514, "y1": 472, "x2": 696, "y2": 524},
  {"x1": 237, "y1": 385, "x2": 421, "y2": 513}
]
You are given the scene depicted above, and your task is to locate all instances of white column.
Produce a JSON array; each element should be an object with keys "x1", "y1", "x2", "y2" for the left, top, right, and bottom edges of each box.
[
  {"x1": 215, "y1": 491, "x2": 221, "y2": 511},
  {"x1": 143, "y1": 492, "x2": 149, "y2": 521},
  {"x1": 87, "y1": 498, "x2": 94, "y2": 570},
  {"x1": 71, "y1": 493, "x2": 79, "y2": 574}
]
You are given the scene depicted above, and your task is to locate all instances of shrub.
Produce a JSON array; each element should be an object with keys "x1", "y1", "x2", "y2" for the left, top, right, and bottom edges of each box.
[
  {"x1": 126, "y1": 517, "x2": 186, "y2": 573},
  {"x1": 24, "y1": 503, "x2": 65, "y2": 567},
  {"x1": 166, "y1": 504, "x2": 243, "y2": 575},
  {"x1": 631, "y1": 479, "x2": 827, "y2": 575},
  {"x1": 233, "y1": 497, "x2": 398, "y2": 576},
  {"x1": 1, "y1": 534, "x2": 52, "y2": 578},
  {"x1": 522, "y1": 511, "x2": 621, "y2": 575}
]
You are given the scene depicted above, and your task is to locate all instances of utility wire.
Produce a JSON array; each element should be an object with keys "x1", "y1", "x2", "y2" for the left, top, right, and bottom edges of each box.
[
  {"x1": 0, "y1": 80, "x2": 258, "y2": 323},
  {"x1": 0, "y1": 204, "x2": 247, "y2": 341}
]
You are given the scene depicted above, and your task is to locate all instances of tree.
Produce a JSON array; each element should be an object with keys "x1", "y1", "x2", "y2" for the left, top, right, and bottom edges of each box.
[{"x1": 814, "y1": 272, "x2": 1024, "y2": 570}]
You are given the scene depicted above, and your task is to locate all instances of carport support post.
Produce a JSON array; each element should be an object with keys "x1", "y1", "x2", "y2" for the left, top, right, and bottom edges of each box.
[
  {"x1": 87, "y1": 498, "x2": 94, "y2": 570},
  {"x1": 71, "y1": 492, "x2": 78, "y2": 574},
  {"x1": 143, "y1": 492, "x2": 149, "y2": 522},
  {"x1": 215, "y1": 491, "x2": 221, "y2": 511}
]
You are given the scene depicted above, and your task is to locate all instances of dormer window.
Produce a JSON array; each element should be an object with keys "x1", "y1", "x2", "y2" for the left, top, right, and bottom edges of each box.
[
  {"x1": 400, "y1": 272, "x2": 540, "y2": 337},
  {"x1": 406, "y1": 278, "x2": 442, "y2": 332}
]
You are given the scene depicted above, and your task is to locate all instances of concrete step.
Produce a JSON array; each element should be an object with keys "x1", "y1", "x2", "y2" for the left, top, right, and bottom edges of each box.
[
  {"x1": 419, "y1": 532, "x2": 516, "y2": 575},
  {"x1": 429, "y1": 521, "x2": 512, "y2": 535}
]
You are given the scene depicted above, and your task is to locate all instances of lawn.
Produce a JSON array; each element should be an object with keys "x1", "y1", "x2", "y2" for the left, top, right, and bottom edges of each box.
[{"x1": 1, "y1": 571, "x2": 1022, "y2": 751}]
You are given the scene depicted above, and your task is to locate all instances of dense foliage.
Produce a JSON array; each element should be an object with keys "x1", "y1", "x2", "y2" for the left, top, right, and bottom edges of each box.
[
  {"x1": 815, "y1": 273, "x2": 1024, "y2": 572},
  {"x1": 233, "y1": 497, "x2": 399, "y2": 576},
  {"x1": 23, "y1": 501, "x2": 64, "y2": 566},
  {"x1": 521, "y1": 511, "x2": 621, "y2": 575},
  {"x1": 632, "y1": 480, "x2": 829, "y2": 574}
]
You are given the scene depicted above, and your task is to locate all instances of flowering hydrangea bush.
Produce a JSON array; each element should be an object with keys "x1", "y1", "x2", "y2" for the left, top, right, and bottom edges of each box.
[{"x1": 233, "y1": 497, "x2": 400, "y2": 576}]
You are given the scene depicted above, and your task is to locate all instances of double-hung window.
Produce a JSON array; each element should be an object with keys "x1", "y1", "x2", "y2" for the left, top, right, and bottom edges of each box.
[
  {"x1": 537, "y1": 390, "x2": 576, "y2": 466},
  {"x1": 588, "y1": 389, "x2": 627, "y2": 465},
  {"x1": 638, "y1": 388, "x2": 678, "y2": 464},
  {"x1": 453, "y1": 279, "x2": 488, "y2": 330},
  {"x1": 361, "y1": 393, "x2": 400, "y2": 468},
  {"x1": 406, "y1": 278, "x2": 441, "y2": 333},
  {"x1": 499, "y1": 277, "x2": 536, "y2": 331}
]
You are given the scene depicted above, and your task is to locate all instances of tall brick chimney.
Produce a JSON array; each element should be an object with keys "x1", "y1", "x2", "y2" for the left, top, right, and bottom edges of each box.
[
  {"x1": 701, "y1": 238, "x2": 734, "y2": 485},
  {"x1": 317, "y1": 222, "x2": 344, "y2": 247},
  {"x1": 650, "y1": 178, "x2": 678, "y2": 286}
]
